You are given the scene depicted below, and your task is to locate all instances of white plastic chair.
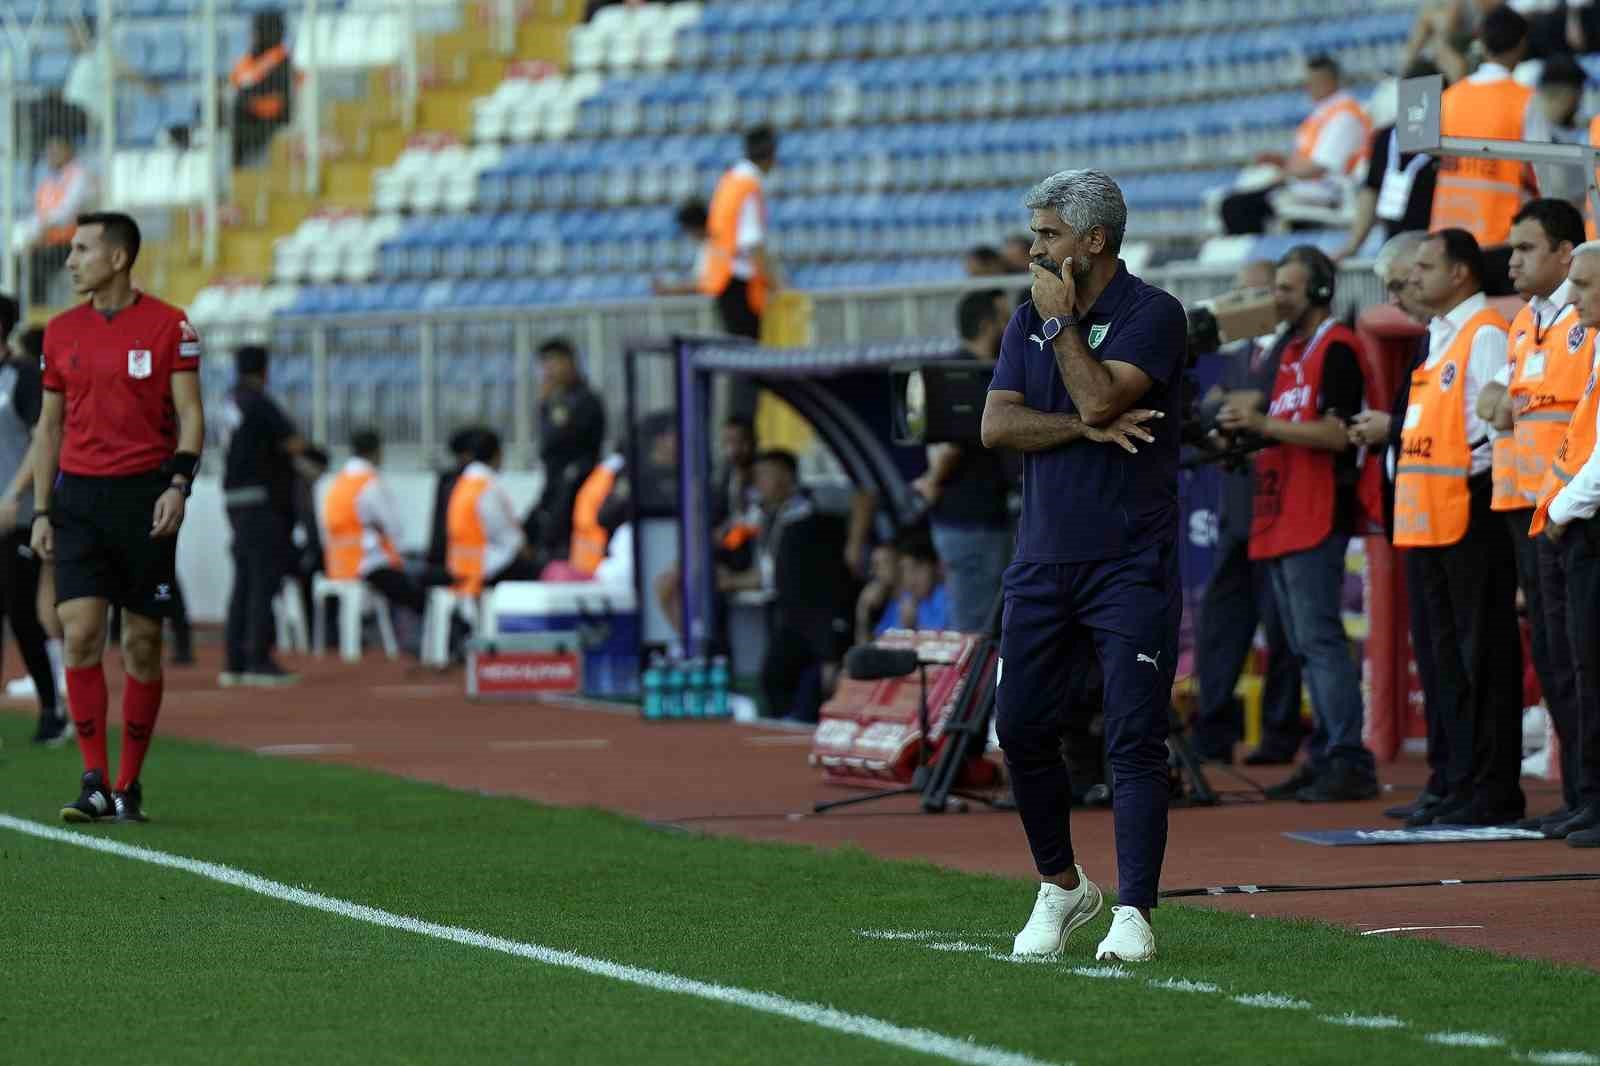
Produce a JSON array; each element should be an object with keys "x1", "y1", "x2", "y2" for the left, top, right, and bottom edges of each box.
[
  {"x1": 312, "y1": 573, "x2": 400, "y2": 663},
  {"x1": 273, "y1": 578, "x2": 310, "y2": 655},
  {"x1": 421, "y1": 586, "x2": 479, "y2": 667}
]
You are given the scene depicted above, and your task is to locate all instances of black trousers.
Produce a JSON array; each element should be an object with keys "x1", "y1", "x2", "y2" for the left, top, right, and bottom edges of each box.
[
  {"x1": 1405, "y1": 548, "x2": 1447, "y2": 796},
  {"x1": 761, "y1": 610, "x2": 833, "y2": 723},
  {"x1": 1410, "y1": 479, "x2": 1525, "y2": 814},
  {"x1": 225, "y1": 506, "x2": 292, "y2": 672},
  {"x1": 1555, "y1": 517, "x2": 1600, "y2": 807},
  {"x1": 486, "y1": 555, "x2": 541, "y2": 587},
  {"x1": 1220, "y1": 188, "x2": 1274, "y2": 235},
  {"x1": 0, "y1": 530, "x2": 56, "y2": 715},
  {"x1": 1517, "y1": 512, "x2": 1580, "y2": 810},
  {"x1": 716, "y1": 278, "x2": 762, "y2": 340},
  {"x1": 1192, "y1": 533, "x2": 1305, "y2": 759},
  {"x1": 365, "y1": 566, "x2": 427, "y2": 615}
]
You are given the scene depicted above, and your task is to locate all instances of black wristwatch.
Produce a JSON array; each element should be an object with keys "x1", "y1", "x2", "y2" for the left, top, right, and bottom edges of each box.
[{"x1": 169, "y1": 477, "x2": 193, "y2": 498}]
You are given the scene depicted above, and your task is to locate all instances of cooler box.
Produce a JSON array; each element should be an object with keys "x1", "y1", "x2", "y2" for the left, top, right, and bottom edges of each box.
[
  {"x1": 483, "y1": 582, "x2": 641, "y2": 698},
  {"x1": 467, "y1": 633, "x2": 583, "y2": 700}
]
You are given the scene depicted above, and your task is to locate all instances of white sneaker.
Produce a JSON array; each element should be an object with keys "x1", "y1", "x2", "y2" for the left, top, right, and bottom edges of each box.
[
  {"x1": 6, "y1": 675, "x2": 37, "y2": 700},
  {"x1": 1095, "y1": 905, "x2": 1156, "y2": 962},
  {"x1": 1011, "y1": 868, "x2": 1104, "y2": 956}
]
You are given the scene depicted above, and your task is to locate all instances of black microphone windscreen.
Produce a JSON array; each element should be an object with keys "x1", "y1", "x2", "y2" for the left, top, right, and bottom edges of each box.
[{"x1": 845, "y1": 645, "x2": 920, "y2": 681}]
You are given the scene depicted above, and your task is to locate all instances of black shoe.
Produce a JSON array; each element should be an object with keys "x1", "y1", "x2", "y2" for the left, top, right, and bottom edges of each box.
[
  {"x1": 1408, "y1": 795, "x2": 1465, "y2": 827},
  {"x1": 31, "y1": 713, "x2": 73, "y2": 748},
  {"x1": 1384, "y1": 790, "x2": 1443, "y2": 821},
  {"x1": 242, "y1": 662, "x2": 300, "y2": 688},
  {"x1": 1296, "y1": 767, "x2": 1380, "y2": 803},
  {"x1": 1567, "y1": 825, "x2": 1600, "y2": 848},
  {"x1": 1543, "y1": 802, "x2": 1600, "y2": 839},
  {"x1": 1514, "y1": 807, "x2": 1571, "y2": 832},
  {"x1": 1242, "y1": 747, "x2": 1298, "y2": 767},
  {"x1": 1263, "y1": 763, "x2": 1318, "y2": 801},
  {"x1": 60, "y1": 770, "x2": 115, "y2": 823},
  {"x1": 113, "y1": 781, "x2": 148, "y2": 823},
  {"x1": 1451, "y1": 804, "x2": 1526, "y2": 827}
]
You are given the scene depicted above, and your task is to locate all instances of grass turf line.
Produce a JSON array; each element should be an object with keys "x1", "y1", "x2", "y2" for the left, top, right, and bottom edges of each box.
[{"x1": 2, "y1": 712, "x2": 1596, "y2": 1066}]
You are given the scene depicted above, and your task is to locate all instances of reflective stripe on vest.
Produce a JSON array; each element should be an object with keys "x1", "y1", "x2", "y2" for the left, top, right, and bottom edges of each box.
[
  {"x1": 1491, "y1": 435, "x2": 1524, "y2": 510},
  {"x1": 1430, "y1": 77, "x2": 1534, "y2": 245},
  {"x1": 700, "y1": 166, "x2": 768, "y2": 314},
  {"x1": 231, "y1": 44, "x2": 289, "y2": 120},
  {"x1": 322, "y1": 469, "x2": 400, "y2": 580},
  {"x1": 446, "y1": 472, "x2": 492, "y2": 596},
  {"x1": 1292, "y1": 93, "x2": 1372, "y2": 175},
  {"x1": 1531, "y1": 352, "x2": 1600, "y2": 535},
  {"x1": 1394, "y1": 305, "x2": 1508, "y2": 546},
  {"x1": 1506, "y1": 302, "x2": 1592, "y2": 508}
]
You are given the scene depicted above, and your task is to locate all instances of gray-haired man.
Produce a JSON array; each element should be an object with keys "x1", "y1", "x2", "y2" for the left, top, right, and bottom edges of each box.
[{"x1": 981, "y1": 169, "x2": 1187, "y2": 962}]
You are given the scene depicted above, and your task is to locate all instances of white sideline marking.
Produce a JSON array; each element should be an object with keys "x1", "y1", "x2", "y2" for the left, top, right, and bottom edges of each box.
[
  {"x1": 1321, "y1": 1014, "x2": 1406, "y2": 1030},
  {"x1": 986, "y1": 953, "x2": 1055, "y2": 965},
  {"x1": 1147, "y1": 979, "x2": 1220, "y2": 994},
  {"x1": 1360, "y1": 925, "x2": 1484, "y2": 936},
  {"x1": 1524, "y1": 1053, "x2": 1600, "y2": 1065},
  {"x1": 928, "y1": 941, "x2": 988, "y2": 953},
  {"x1": 255, "y1": 743, "x2": 356, "y2": 756},
  {"x1": 1070, "y1": 966, "x2": 1131, "y2": 980},
  {"x1": 487, "y1": 739, "x2": 611, "y2": 752},
  {"x1": 1231, "y1": 993, "x2": 1311, "y2": 1010},
  {"x1": 855, "y1": 929, "x2": 944, "y2": 941},
  {"x1": 1426, "y1": 1032, "x2": 1506, "y2": 1049},
  {"x1": 0, "y1": 816, "x2": 1067, "y2": 1066}
]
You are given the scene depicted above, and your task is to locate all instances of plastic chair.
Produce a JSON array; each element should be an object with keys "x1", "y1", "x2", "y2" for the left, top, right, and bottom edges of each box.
[
  {"x1": 273, "y1": 578, "x2": 310, "y2": 655},
  {"x1": 421, "y1": 587, "x2": 479, "y2": 667},
  {"x1": 312, "y1": 573, "x2": 400, "y2": 663}
]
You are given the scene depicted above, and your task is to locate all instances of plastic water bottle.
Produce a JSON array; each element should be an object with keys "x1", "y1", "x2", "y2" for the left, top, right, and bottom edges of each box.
[
  {"x1": 664, "y1": 660, "x2": 685, "y2": 719},
  {"x1": 708, "y1": 656, "x2": 730, "y2": 718},
  {"x1": 686, "y1": 658, "x2": 708, "y2": 718},
  {"x1": 641, "y1": 655, "x2": 665, "y2": 720}
]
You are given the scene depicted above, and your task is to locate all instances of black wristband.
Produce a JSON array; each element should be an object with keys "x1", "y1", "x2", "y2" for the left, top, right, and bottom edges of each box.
[
  {"x1": 31, "y1": 510, "x2": 48, "y2": 522},
  {"x1": 164, "y1": 451, "x2": 201, "y2": 482}
]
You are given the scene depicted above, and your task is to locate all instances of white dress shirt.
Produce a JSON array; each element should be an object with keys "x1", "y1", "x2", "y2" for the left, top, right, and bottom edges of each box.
[
  {"x1": 460, "y1": 461, "x2": 527, "y2": 578},
  {"x1": 1549, "y1": 347, "x2": 1600, "y2": 526},
  {"x1": 1426, "y1": 292, "x2": 1509, "y2": 477},
  {"x1": 1492, "y1": 279, "x2": 1574, "y2": 388}
]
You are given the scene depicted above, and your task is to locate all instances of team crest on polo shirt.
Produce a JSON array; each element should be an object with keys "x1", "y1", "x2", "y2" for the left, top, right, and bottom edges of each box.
[
  {"x1": 178, "y1": 319, "x2": 201, "y2": 358},
  {"x1": 1570, "y1": 324, "x2": 1587, "y2": 354},
  {"x1": 128, "y1": 349, "x2": 152, "y2": 379},
  {"x1": 1087, "y1": 322, "x2": 1110, "y2": 349},
  {"x1": 1440, "y1": 363, "x2": 1457, "y2": 391}
]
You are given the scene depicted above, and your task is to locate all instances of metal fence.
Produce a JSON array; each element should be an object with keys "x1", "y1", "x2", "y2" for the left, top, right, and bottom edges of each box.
[{"x1": 196, "y1": 260, "x2": 1389, "y2": 473}]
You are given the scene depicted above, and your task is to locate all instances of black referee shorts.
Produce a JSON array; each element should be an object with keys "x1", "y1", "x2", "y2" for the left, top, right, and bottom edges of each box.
[{"x1": 53, "y1": 470, "x2": 180, "y2": 618}]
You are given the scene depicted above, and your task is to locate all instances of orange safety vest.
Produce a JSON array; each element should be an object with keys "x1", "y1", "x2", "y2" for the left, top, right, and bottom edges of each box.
[
  {"x1": 1394, "y1": 305, "x2": 1509, "y2": 546},
  {"x1": 231, "y1": 43, "x2": 289, "y2": 121},
  {"x1": 35, "y1": 162, "x2": 84, "y2": 246},
  {"x1": 699, "y1": 164, "x2": 768, "y2": 315},
  {"x1": 1530, "y1": 348, "x2": 1600, "y2": 536},
  {"x1": 446, "y1": 469, "x2": 493, "y2": 596},
  {"x1": 1430, "y1": 76, "x2": 1535, "y2": 246},
  {"x1": 1500, "y1": 301, "x2": 1593, "y2": 511},
  {"x1": 1588, "y1": 113, "x2": 1600, "y2": 241},
  {"x1": 567, "y1": 458, "x2": 620, "y2": 577},
  {"x1": 322, "y1": 468, "x2": 401, "y2": 580},
  {"x1": 1292, "y1": 92, "x2": 1372, "y2": 175}
]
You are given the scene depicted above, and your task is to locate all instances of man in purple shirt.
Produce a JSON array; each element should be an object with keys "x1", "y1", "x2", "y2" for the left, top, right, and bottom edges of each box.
[{"x1": 980, "y1": 169, "x2": 1187, "y2": 963}]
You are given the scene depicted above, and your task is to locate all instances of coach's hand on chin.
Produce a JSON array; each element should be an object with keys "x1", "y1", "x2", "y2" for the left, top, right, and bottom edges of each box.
[{"x1": 150, "y1": 487, "x2": 186, "y2": 538}]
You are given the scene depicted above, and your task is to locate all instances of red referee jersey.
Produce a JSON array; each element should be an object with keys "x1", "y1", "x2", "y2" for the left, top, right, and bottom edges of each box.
[{"x1": 42, "y1": 293, "x2": 201, "y2": 478}]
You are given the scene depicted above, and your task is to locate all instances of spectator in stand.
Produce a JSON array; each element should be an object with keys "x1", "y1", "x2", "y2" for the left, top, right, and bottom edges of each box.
[
  {"x1": 912, "y1": 289, "x2": 1015, "y2": 632},
  {"x1": 1002, "y1": 235, "x2": 1035, "y2": 275},
  {"x1": 1524, "y1": 54, "x2": 1591, "y2": 213},
  {"x1": 873, "y1": 531, "x2": 952, "y2": 636},
  {"x1": 719, "y1": 449, "x2": 851, "y2": 723},
  {"x1": 220, "y1": 344, "x2": 320, "y2": 688},
  {"x1": 965, "y1": 245, "x2": 1008, "y2": 277},
  {"x1": 1188, "y1": 260, "x2": 1306, "y2": 766},
  {"x1": 427, "y1": 427, "x2": 482, "y2": 578},
  {"x1": 0, "y1": 299, "x2": 65, "y2": 746},
  {"x1": 1221, "y1": 55, "x2": 1372, "y2": 235},
  {"x1": 230, "y1": 11, "x2": 293, "y2": 167},
  {"x1": 17, "y1": 138, "x2": 96, "y2": 307},
  {"x1": 525, "y1": 338, "x2": 605, "y2": 564},
  {"x1": 321, "y1": 428, "x2": 427, "y2": 620},
  {"x1": 447, "y1": 429, "x2": 540, "y2": 597},
  {"x1": 654, "y1": 200, "x2": 710, "y2": 297},
  {"x1": 1333, "y1": 61, "x2": 1443, "y2": 262},
  {"x1": 62, "y1": 16, "x2": 157, "y2": 137},
  {"x1": 1430, "y1": 5, "x2": 1539, "y2": 295},
  {"x1": 703, "y1": 126, "x2": 780, "y2": 341}
]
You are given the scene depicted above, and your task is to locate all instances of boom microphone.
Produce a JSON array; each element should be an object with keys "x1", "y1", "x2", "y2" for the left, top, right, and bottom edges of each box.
[{"x1": 844, "y1": 645, "x2": 921, "y2": 681}]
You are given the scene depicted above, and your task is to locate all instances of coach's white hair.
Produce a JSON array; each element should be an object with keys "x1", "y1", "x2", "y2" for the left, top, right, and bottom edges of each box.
[
  {"x1": 1373, "y1": 230, "x2": 1428, "y2": 280},
  {"x1": 1023, "y1": 169, "x2": 1127, "y2": 253},
  {"x1": 1573, "y1": 239, "x2": 1600, "y2": 260}
]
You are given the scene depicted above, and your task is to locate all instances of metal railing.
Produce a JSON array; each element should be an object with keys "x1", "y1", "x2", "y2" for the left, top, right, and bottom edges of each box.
[{"x1": 196, "y1": 261, "x2": 1388, "y2": 473}]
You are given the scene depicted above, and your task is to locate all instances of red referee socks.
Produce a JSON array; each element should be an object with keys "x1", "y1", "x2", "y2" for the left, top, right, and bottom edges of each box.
[
  {"x1": 64, "y1": 664, "x2": 109, "y2": 781},
  {"x1": 116, "y1": 675, "x2": 163, "y2": 792}
]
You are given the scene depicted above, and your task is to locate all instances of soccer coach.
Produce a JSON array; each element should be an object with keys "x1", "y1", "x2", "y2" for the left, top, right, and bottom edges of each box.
[
  {"x1": 32, "y1": 212, "x2": 205, "y2": 824},
  {"x1": 980, "y1": 169, "x2": 1187, "y2": 963}
]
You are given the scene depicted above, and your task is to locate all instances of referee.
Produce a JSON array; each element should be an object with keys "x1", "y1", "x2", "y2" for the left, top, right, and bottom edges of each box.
[
  {"x1": 33, "y1": 212, "x2": 205, "y2": 824},
  {"x1": 981, "y1": 170, "x2": 1185, "y2": 963}
]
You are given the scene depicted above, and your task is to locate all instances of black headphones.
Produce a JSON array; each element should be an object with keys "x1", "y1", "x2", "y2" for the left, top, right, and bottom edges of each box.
[{"x1": 1295, "y1": 247, "x2": 1337, "y2": 308}]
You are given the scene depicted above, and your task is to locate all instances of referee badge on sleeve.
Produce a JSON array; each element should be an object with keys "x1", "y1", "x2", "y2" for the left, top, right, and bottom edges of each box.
[
  {"x1": 128, "y1": 349, "x2": 152, "y2": 379},
  {"x1": 178, "y1": 319, "x2": 202, "y2": 358}
]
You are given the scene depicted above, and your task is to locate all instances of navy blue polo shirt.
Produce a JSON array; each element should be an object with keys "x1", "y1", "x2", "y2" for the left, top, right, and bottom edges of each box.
[{"x1": 988, "y1": 263, "x2": 1187, "y2": 563}]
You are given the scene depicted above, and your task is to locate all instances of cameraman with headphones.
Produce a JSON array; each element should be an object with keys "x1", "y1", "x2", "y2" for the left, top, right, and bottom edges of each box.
[{"x1": 1217, "y1": 246, "x2": 1379, "y2": 803}]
